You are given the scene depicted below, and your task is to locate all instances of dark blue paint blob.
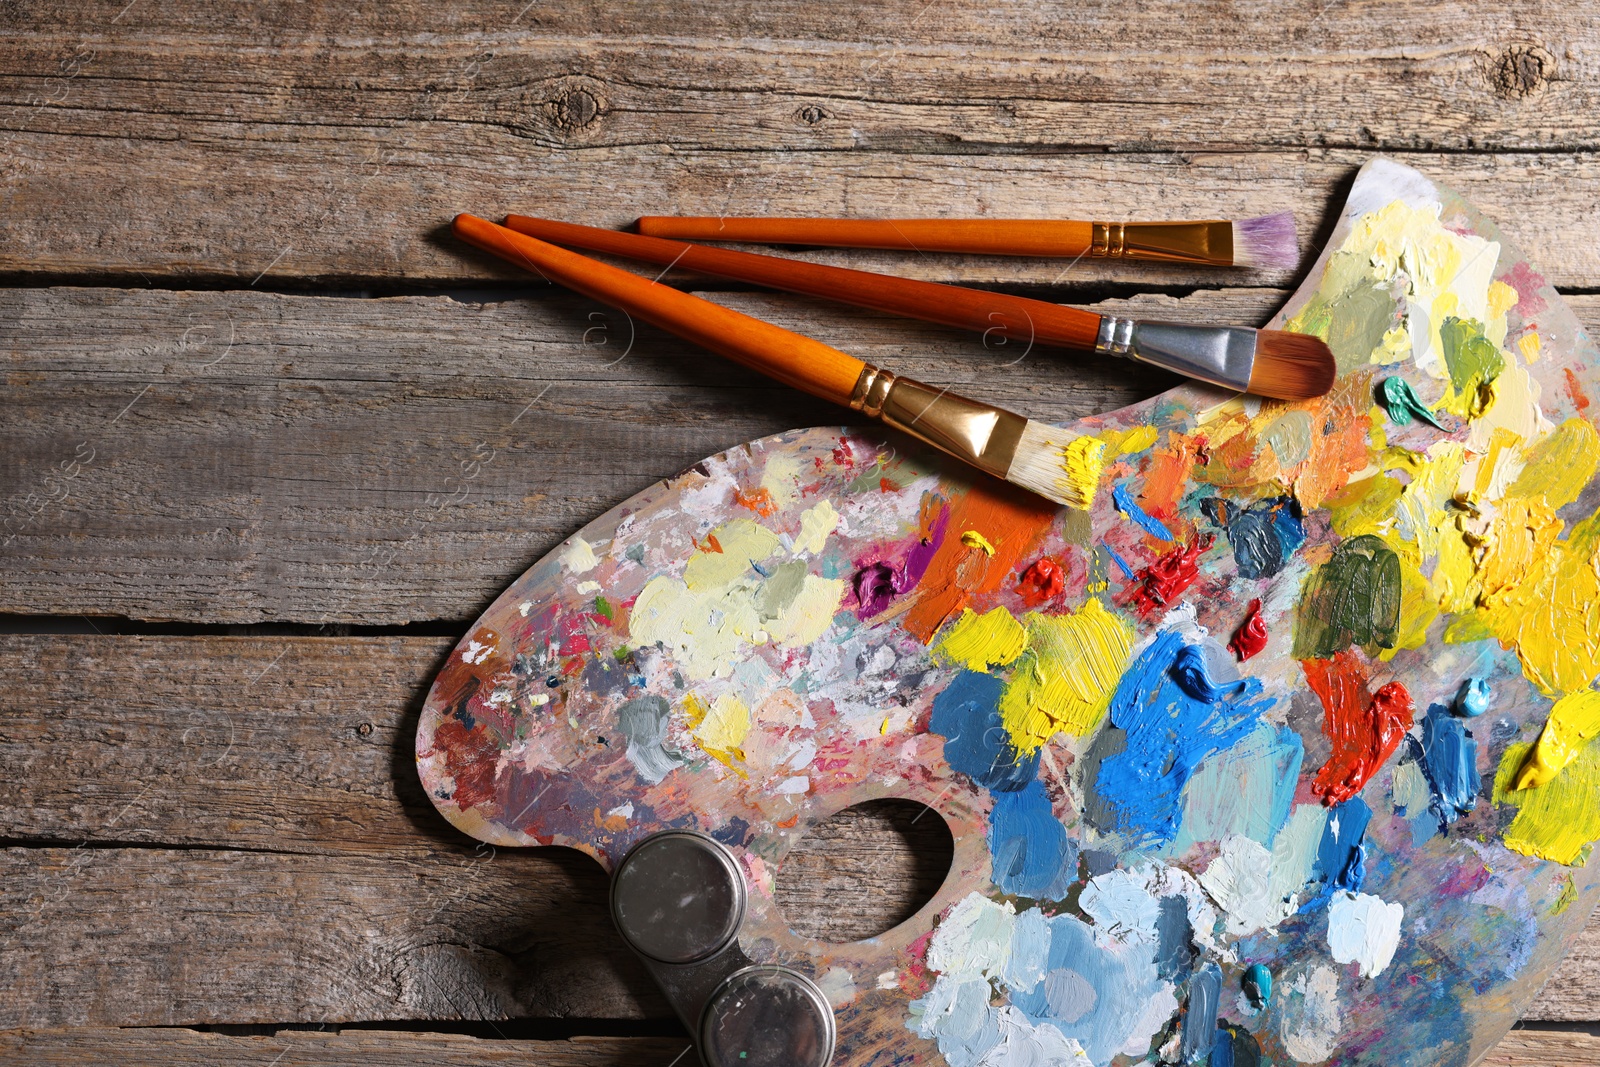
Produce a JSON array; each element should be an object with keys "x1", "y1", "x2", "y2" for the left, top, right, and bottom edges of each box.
[
  {"x1": 1087, "y1": 631, "x2": 1273, "y2": 849},
  {"x1": 1201, "y1": 494, "x2": 1306, "y2": 579},
  {"x1": 1306, "y1": 797, "x2": 1372, "y2": 909},
  {"x1": 1181, "y1": 963, "x2": 1222, "y2": 1063},
  {"x1": 987, "y1": 778, "x2": 1077, "y2": 899},
  {"x1": 1214, "y1": 1023, "x2": 1261, "y2": 1067},
  {"x1": 711, "y1": 816, "x2": 751, "y2": 848},
  {"x1": 1172, "y1": 643, "x2": 1250, "y2": 703},
  {"x1": 929, "y1": 670, "x2": 1039, "y2": 792},
  {"x1": 1419, "y1": 702, "x2": 1481, "y2": 824},
  {"x1": 1155, "y1": 895, "x2": 1195, "y2": 982}
]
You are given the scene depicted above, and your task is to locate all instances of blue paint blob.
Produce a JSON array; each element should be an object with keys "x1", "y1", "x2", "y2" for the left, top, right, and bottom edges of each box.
[
  {"x1": 1172, "y1": 643, "x2": 1250, "y2": 703},
  {"x1": 988, "y1": 778, "x2": 1078, "y2": 899},
  {"x1": 929, "y1": 670, "x2": 1039, "y2": 792},
  {"x1": 1010, "y1": 913, "x2": 1170, "y2": 1065},
  {"x1": 1181, "y1": 963, "x2": 1222, "y2": 1063},
  {"x1": 1113, "y1": 483, "x2": 1175, "y2": 541},
  {"x1": 1210, "y1": 1030, "x2": 1235, "y2": 1067},
  {"x1": 710, "y1": 816, "x2": 751, "y2": 848},
  {"x1": 1086, "y1": 631, "x2": 1273, "y2": 849},
  {"x1": 1307, "y1": 796, "x2": 1371, "y2": 908},
  {"x1": 1201, "y1": 494, "x2": 1306, "y2": 579},
  {"x1": 1419, "y1": 702, "x2": 1481, "y2": 824},
  {"x1": 1456, "y1": 677, "x2": 1492, "y2": 717},
  {"x1": 1242, "y1": 962, "x2": 1272, "y2": 1008},
  {"x1": 1102, "y1": 541, "x2": 1138, "y2": 580}
]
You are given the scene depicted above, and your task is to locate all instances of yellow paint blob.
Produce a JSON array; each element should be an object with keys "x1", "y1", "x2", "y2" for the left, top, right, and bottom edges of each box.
[
  {"x1": 1495, "y1": 738, "x2": 1600, "y2": 865},
  {"x1": 960, "y1": 530, "x2": 997, "y2": 556},
  {"x1": 792, "y1": 499, "x2": 840, "y2": 556},
  {"x1": 686, "y1": 692, "x2": 751, "y2": 770},
  {"x1": 1479, "y1": 513, "x2": 1600, "y2": 697},
  {"x1": 684, "y1": 519, "x2": 781, "y2": 591},
  {"x1": 1518, "y1": 332, "x2": 1543, "y2": 363},
  {"x1": 936, "y1": 606, "x2": 1028, "y2": 672},
  {"x1": 999, "y1": 598, "x2": 1134, "y2": 752},
  {"x1": 1101, "y1": 425, "x2": 1160, "y2": 457},
  {"x1": 1507, "y1": 418, "x2": 1600, "y2": 510},
  {"x1": 766, "y1": 574, "x2": 847, "y2": 645},
  {"x1": 1517, "y1": 690, "x2": 1600, "y2": 790},
  {"x1": 1059, "y1": 436, "x2": 1109, "y2": 510}
]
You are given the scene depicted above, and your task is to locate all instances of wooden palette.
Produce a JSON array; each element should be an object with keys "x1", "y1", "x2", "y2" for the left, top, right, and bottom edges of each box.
[{"x1": 417, "y1": 158, "x2": 1600, "y2": 1066}]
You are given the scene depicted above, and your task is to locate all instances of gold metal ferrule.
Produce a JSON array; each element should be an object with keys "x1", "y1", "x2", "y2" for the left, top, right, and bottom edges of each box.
[
  {"x1": 848, "y1": 364, "x2": 1026, "y2": 479},
  {"x1": 1088, "y1": 221, "x2": 1234, "y2": 265}
]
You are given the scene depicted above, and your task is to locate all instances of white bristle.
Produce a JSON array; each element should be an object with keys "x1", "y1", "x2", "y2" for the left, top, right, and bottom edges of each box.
[
  {"x1": 1005, "y1": 421, "x2": 1106, "y2": 511},
  {"x1": 1231, "y1": 211, "x2": 1298, "y2": 270}
]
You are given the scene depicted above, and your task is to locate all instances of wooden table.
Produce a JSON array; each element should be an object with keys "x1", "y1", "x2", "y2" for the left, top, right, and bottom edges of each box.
[{"x1": 3, "y1": 3, "x2": 1599, "y2": 1063}]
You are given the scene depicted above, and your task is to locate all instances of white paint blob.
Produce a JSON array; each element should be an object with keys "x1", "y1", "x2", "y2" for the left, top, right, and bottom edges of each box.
[{"x1": 1327, "y1": 891, "x2": 1405, "y2": 978}]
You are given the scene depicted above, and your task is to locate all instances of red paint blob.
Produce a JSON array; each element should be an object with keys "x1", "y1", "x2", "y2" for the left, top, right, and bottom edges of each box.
[
  {"x1": 1017, "y1": 556, "x2": 1067, "y2": 607},
  {"x1": 1228, "y1": 598, "x2": 1268, "y2": 661},
  {"x1": 1304, "y1": 651, "x2": 1415, "y2": 806},
  {"x1": 425, "y1": 718, "x2": 502, "y2": 811},
  {"x1": 1123, "y1": 539, "x2": 1206, "y2": 616}
]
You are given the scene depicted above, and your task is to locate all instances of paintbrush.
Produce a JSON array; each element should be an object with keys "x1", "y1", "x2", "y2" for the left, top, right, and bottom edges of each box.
[
  {"x1": 501, "y1": 215, "x2": 1335, "y2": 401},
  {"x1": 453, "y1": 212, "x2": 1105, "y2": 510},
  {"x1": 634, "y1": 213, "x2": 1298, "y2": 270}
]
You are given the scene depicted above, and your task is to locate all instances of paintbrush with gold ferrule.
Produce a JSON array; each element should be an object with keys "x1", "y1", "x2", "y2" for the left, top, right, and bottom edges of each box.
[
  {"x1": 453, "y1": 212, "x2": 1105, "y2": 510},
  {"x1": 635, "y1": 213, "x2": 1299, "y2": 270},
  {"x1": 500, "y1": 215, "x2": 1334, "y2": 402}
]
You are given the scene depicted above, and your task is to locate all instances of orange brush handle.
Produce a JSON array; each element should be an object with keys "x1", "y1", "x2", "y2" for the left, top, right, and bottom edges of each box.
[
  {"x1": 637, "y1": 216, "x2": 1096, "y2": 258},
  {"x1": 505, "y1": 215, "x2": 1103, "y2": 351},
  {"x1": 452, "y1": 214, "x2": 866, "y2": 404}
]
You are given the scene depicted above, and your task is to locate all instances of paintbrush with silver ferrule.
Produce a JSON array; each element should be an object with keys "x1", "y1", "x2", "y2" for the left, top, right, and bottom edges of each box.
[
  {"x1": 453, "y1": 212, "x2": 1109, "y2": 510},
  {"x1": 500, "y1": 215, "x2": 1335, "y2": 401},
  {"x1": 635, "y1": 213, "x2": 1299, "y2": 270}
]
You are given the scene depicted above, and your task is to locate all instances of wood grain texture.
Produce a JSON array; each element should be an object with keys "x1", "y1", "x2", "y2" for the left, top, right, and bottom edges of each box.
[
  {"x1": 0, "y1": 285, "x2": 1205, "y2": 624},
  {"x1": 0, "y1": 1029, "x2": 692, "y2": 1066},
  {"x1": 1, "y1": 1027, "x2": 1595, "y2": 1067},
  {"x1": 2, "y1": 633, "x2": 1599, "y2": 1025},
  {"x1": 0, "y1": 1, "x2": 1597, "y2": 286}
]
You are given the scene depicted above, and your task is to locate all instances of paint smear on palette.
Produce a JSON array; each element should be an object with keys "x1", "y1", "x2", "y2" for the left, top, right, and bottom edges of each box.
[{"x1": 413, "y1": 159, "x2": 1600, "y2": 1067}]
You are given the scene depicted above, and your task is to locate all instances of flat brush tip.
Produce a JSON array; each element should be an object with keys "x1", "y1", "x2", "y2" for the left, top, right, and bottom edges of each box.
[
  {"x1": 1006, "y1": 421, "x2": 1103, "y2": 511},
  {"x1": 1232, "y1": 211, "x2": 1298, "y2": 270},
  {"x1": 1249, "y1": 330, "x2": 1337, "y2": 401}
]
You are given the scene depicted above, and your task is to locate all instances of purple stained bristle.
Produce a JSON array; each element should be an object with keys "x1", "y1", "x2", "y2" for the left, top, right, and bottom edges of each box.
[{"x1": 1234, "y1": 211, "x2": 1298, "y2": 270}]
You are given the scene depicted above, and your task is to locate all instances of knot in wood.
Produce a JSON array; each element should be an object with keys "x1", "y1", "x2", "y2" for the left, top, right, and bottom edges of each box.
[
  {"x1": 551, "y1": 86, "x2": 601, "y2": 131},
  {"x1": 1490, "y1": 44, "x2": 1554, "y2": 99},
  {"x1": 797, "y1": 105, "x2": 829, "y2": 126}
]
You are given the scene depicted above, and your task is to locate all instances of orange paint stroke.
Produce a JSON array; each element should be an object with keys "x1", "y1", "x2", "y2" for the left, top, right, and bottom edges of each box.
[
  {"x1": 1141, "y1": 434, "x2": 1198, "y2": 517},
  {"x1": 733, "y1": 485, "x2": 778, "y2": 517},
  {"x1": 1303, "y1": 650, "x2": 1415, "y2": 806},
  {"x1": 1565, "y1": 367, "x2": 1592, "y2": 414},
  {"x1": 903, "y1": 481, "x2": 1056, "y2": 642}
]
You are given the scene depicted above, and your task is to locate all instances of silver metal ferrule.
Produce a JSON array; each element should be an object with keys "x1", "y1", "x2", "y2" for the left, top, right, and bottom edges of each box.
[
  {"x1": 1115, "y1": 320, "x2": 1258, "y2": 393},
  {"x1": 1095, "y1": 315, "x2": 1135, "y2": 358}
]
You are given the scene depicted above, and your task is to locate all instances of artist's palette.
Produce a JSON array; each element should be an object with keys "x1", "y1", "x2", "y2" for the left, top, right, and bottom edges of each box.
[{"x1": 418, "y1": 158, "x2": 1600, "y2": 1066}]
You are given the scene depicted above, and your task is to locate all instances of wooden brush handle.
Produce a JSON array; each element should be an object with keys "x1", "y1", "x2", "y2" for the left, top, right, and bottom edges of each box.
[
  {"x1": 506, "y1": 216, "x2": 1103, "y2": 351},
  {"x1": 452, "y1": 214, "x2": 866, "y2": 404},
  {"x1": 636, "y1": 216, "x2": 1096, "y2": 258}
]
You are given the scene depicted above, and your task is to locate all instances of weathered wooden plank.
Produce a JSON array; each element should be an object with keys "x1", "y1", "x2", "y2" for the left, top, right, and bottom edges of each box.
[
  {"x1": 5, "y1": 138, "x2": 1599, "y2": 288},
  {"x1": 0, "y1": 1029, "x2": 694, "y2": 1067},
  {"x1": 3, "y1": 633, "x2": 1600, "y2": 1024},
  {"x1": 0, "y1": 285, "x2": 1215, "y2": 624},
  {"x1": 2, "y1": 2, "x2": 1598, "y2": 285},
  {"x1": 0, "y1": 1026, "x2": 1593, "y2": 1067},
  {"x1": 0, "y1": 843, "x2": 664, "y2": 1027}
]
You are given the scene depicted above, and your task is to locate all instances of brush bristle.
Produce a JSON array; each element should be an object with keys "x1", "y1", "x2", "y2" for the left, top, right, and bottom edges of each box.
[
  {"x1": 1231, "y1": 212, "x2": 1298, "y2": 270},
  {"x1": 1006, "y1": 421, "x2": 1103, "y2": 511},
  {"x1": 1248, "y1": 330, "x2": 1337, "y2": 401}
]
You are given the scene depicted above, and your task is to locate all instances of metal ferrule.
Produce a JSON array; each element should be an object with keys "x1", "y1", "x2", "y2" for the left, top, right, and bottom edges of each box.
[
  {"x1": 1089, "y1": 221, "x2": 1233, "y2": 265},
  {"x1": 848, "y1": 364, "x2": 1026, "y2": 479},
  {"x1": 1094, "y1": 317, "x2": 1258, "y2": 393}
]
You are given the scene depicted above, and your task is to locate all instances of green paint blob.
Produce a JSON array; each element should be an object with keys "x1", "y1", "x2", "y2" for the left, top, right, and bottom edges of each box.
[
  {"x1": 594, "y1": 595, "x2": 614, "y2": 620},
  {"x1": 1294, "y1": 534, "x2": 1402, "y2": 658},
  {"x1": 1439, "y1": 316, "x2": 1504, "y2": 396},
  {"x1": 1378, "y1": 376, "x2": 1446, "y2": 429}
]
